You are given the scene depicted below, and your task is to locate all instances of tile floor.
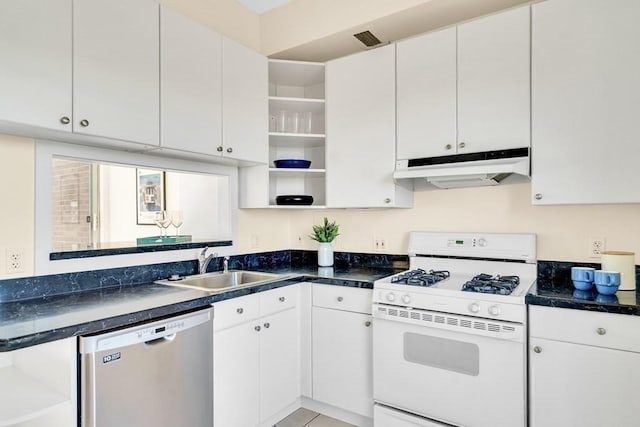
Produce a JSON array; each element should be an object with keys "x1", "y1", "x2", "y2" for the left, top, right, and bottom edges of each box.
[{"x1": 274, "y1": 408, "x2": 355, "y2": 427}]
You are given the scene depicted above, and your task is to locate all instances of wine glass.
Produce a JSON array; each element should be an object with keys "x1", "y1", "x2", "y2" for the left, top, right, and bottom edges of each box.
[
  {"x1": 159, "y1": 211, "x2": 172, "y2": 238},
  {"x1": 153, "y1": 211, "x2": 166, "y2": 237},
  {"x1": 171, "y1": 211, "x2": 184, "y2": 236}
]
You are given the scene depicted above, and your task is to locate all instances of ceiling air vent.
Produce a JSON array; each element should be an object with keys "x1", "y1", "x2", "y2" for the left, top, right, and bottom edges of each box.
[{"x1": 353, "y1": 30, "x2": 382, "y2": 47}]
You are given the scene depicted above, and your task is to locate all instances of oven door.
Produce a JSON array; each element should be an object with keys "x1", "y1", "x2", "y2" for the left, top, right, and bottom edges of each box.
[{"x1": 372, "y1": 303, "x2": 526, "y2": 427}]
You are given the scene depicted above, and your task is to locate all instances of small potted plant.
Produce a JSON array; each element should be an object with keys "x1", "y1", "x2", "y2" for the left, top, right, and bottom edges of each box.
[{"x1": 310, "y1": 217, "x2": 340, "y2": 267}]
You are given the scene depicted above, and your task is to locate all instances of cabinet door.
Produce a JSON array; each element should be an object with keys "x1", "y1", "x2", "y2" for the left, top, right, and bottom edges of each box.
[
  {"x1": 0, "y1": 0, "x2": 72, "y2": 131},
  {"x1": 529, "y1": 337, "x2": 640, "y2": 427},
  {"x1": 222, "y1": 37, "x2": 268, "y2": 163},
  {"x1": 259, "y1": 307, "x2": 300, "y2": 423},
  {"x1": 214, "y1": 322, "x2": 260, "y2": 427},
  {"x1": 326, "y1": 44, "x2": 400, "y2": 208},
  {"x1": 457, "y1": 6, "x2": 530, "y2": 154},
  {"x1": 160, "y1": 6, "x2": 222, "y2": 155},
  {"x1": 531, "y1": 0, "x2": 640, "y2": 204},
  {"x1": 397, "y1": 27, "x2": 457, "y2": 160},
  {"x1": 312, "y1": 307, "x2": 373, "y2": 417},
  {"x1": 73, "y1": 0, "x2": 159, "y2": 146}
]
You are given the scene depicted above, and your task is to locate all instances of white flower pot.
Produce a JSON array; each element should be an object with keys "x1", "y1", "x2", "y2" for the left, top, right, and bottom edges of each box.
[{"x1": 318, "y1": 242, "x2": 334, "y2": 267}]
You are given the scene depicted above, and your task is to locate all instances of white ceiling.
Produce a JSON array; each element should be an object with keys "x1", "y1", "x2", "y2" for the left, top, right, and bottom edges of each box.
[{"x1": 235, "y1": 0, "x2": 292, "y2": 14}]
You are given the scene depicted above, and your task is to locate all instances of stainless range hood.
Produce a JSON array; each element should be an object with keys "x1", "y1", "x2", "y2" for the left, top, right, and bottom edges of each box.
[{"x1": 393, "y1": 148, "x2": 530, "y2": 189}]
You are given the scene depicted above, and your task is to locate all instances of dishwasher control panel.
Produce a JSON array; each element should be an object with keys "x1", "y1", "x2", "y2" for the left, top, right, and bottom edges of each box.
[{"x1": 79, "y1": 309, "x2": 212, "y2": 354}]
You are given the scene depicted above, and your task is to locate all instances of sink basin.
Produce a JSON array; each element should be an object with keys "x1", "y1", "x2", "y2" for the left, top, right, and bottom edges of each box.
[{"x1": 156, "y1": 270, "x2": 281, "y2": 292}]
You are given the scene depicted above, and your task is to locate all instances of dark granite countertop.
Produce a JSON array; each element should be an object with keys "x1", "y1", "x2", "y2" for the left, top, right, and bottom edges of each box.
[
  {"x1": 526, "y1": 260, "x2": 640, "y2": 315},
  {"x1": 0, "y1": 265, "x2": 399, "y2": 351}
]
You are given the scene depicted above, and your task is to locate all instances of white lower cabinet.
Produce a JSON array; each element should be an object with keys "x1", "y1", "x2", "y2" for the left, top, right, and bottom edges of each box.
[
  {"x1": 0, "y1": 337, "x2": 77, "y2": 427},
  {"x1": 311, "y1": 285, "x2": 373, "y2": 418},
  {"x1": 213, "y1": 286, "x2": 300, "y2": 427},
  {"x1": 529, "y1": 306, "x2": 640, "y2": 427}
]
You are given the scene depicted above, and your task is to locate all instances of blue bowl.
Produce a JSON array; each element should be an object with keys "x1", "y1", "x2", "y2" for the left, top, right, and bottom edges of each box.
[
  {"x1": 274, "y1": 159, "x2": 311, "y2": 169},
  {"x1": 573, "y1": 280, "x2": 593, "y2": 291},
  {"x1": 595, "y1": 282, "x2": 619, "y2": 295}
]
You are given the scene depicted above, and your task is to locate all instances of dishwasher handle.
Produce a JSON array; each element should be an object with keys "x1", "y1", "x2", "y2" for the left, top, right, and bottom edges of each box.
[{"x1": 80, "y1": 309, "x2": 212, "y2": 354}]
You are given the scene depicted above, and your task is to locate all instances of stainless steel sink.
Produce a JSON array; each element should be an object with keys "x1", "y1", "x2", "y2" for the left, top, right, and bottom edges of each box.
[{"x1": 156, "y1": 270, "x2": 281, "y2": 292}]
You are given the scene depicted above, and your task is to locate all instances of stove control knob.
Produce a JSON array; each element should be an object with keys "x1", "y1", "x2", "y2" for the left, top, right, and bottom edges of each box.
[
  {"x1": 386, "y1": 292, "x2": 396, "y2": 302},
  {"x1": 477, "y1": 238, "x2": 487, "y2": 247},
  {"x1": 488, "y1": 305, "x2": 501, "y2": 316},
  {"x1": 468, "y1": 302, "x2": 480, "y2": 314},
  {"x1": 402, "y1": 294, "x2": 411, "y2": 305}
]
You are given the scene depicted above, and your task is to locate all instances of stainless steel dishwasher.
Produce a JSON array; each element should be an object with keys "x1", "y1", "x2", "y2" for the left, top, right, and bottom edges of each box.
[{"x1": 79, "y1": 308, "x2": 213, "y2": 427}]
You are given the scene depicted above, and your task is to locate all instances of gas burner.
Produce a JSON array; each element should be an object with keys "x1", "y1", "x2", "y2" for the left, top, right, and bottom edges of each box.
[
  {"x1": 391, "y1": 269, "x2": 450, "y2": 287},
  {"x1": 461, "y1": 273, "x2": 520, "y2": 295}
]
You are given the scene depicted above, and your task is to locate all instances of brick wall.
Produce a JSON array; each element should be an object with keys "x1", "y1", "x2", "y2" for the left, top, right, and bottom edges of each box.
[{"x1": 52, "y1": 159, "x2": 92, "y2": 251}]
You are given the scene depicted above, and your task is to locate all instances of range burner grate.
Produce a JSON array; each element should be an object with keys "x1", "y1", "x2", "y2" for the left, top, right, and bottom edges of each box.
[
  {"x1": 461, "y1": 273, "x2": 520, "y2": 295},
  {"x1": 391, "y1": 269, "x2": 450, "y2": 287}
]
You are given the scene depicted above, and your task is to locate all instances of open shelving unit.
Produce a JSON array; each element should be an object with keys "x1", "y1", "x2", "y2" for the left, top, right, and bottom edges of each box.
[
  {"x1": 0, "y1": 337, "x2": 76, "y2": 427},
  {"x1": 268, "y1": 59, "x2": 326, "y2": 208}
]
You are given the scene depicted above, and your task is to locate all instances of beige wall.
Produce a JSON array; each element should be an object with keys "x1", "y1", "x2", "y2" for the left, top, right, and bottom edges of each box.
[
  {"x1": 260, "y1": 0, "x2": 427, "y2": 56},
  {"x1": 161, "y1": 0, "x2": 261, "y2": 51},
  {"x1": 237, "y1": 183, "x2": 640, "y2": 263},
  {"x1": 0, "y1": 135, "x2": 34, "y2": 278}
]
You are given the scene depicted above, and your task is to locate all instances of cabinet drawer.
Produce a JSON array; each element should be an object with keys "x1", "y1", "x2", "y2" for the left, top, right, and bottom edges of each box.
[
  {"x1": 529, "y1": 306, "x2": 640, "y2": 352},
  {"x1": 213, "y1": 293, "x2": 260, "y2": 331},
  {"x1": 260, "y1": 285, "x2": 298, "y2": 316},
  {"x1": 312, "y1": 285, "x2": 372, "y2": 314}
]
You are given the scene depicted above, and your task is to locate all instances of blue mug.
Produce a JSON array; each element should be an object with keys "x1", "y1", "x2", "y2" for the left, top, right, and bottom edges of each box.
[
  {"x1": 594, "y1": 270, "x2": 621, "y2": 286},
  {"x1": 571, "y1": 267, "x2": 595, "y2": 290}
]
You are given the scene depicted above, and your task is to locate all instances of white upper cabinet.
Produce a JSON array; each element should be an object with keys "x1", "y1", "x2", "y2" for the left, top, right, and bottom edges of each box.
[
  {"x1": 397, "y1": 27, "x2": 457, "y2": 160},
  {"x1": 0, "y1": 0, "x2": 72, "y2": 131},
  {"x1": 73, "y1": 0, "x2": 160, "y2": 146},
  {"x1": 396, "y1": 6, "x2": 530, "y2": 160},
  {"x1": 531, "y1": 0, "x2": 640, "y2": 204},
  {"x1": 222, "y1": 37, "x2": 268, "y2": 163},
  {"x1": 326, "y1": 44, "x2": 412, "y2": 208},
  {"x1": 160, "y1": 6, "x2": 222, "y2": 156},
  {"x1": 457, "y1": 6, "x2": 530, "y2": 154}
]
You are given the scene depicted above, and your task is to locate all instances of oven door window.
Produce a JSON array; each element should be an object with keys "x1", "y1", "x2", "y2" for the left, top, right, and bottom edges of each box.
[{"x1": 404, "y1": 332, "x2": 479, "y2": 376}]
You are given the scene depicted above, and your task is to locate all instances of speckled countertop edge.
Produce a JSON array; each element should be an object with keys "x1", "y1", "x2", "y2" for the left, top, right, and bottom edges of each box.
[{"x1": 0, "y1": 267, "x2": 397, "y2": 352}]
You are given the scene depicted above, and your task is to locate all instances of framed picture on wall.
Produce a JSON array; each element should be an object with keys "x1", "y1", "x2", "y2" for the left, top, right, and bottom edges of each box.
[{"x1": 136, "y1": 169, "x2": 165, "y2": 225}]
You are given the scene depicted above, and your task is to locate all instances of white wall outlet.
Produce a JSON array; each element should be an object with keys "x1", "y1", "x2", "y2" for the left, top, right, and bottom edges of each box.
[
  {"x1": 589, "y1": 237, "x2": 605, "y2": 258},
  {"x1": 6, "y1": 248, "x2": 25, "y2": 273},
  {"x1": 373, "y1": 236, "x2": 386, "y2": 252}
]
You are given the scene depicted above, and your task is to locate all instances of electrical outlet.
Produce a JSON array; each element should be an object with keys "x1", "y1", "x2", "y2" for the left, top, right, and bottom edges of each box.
[
  {"x1": 589, "y1": 237, "x2": 605, "y2": 258},
  {"x1": 373, "y1": 236, "x2": 386, "y2": 252},
  {"x1": 6, "y1": 248, "x2": 24, "y2": 273}
]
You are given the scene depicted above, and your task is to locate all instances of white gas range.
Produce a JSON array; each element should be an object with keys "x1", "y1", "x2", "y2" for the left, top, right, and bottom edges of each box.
[{"x1": 372, "y1": 231, "x2": 536, "y2": 427}]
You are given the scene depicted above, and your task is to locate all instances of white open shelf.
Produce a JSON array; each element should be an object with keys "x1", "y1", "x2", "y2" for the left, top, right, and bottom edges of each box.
[
  {"x1": 269, "y1": 133, "x2": 325, "y2": 148},
  {"x1": 269, "y1": 59, "x2": 325, "y2": 87},
  {"x1": 269, "y1": 96, "x2": 325, "y2": 114},
  {"x1": 0, "y1": 366, "x2": 69, "y2": 426},
  {"x1": 268, "y1": 204, "x2": 327, "y2": 209},
  {"x1": 269, "y1": 168, "x2": 325, "y2": 178}
]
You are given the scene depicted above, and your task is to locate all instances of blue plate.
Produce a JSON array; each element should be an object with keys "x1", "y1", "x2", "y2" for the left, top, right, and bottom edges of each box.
[{"x1": 274, "y1": 159, "x2": 311, "y2": 169}]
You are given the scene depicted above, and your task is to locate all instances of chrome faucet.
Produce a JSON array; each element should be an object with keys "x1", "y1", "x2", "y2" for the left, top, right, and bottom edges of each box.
[
  {"x1": 223, "y1": 256, "x2": 230, "y2": 273},
  {"x1": 198, "y1": 247, "x2": 217, "y2": 274}
]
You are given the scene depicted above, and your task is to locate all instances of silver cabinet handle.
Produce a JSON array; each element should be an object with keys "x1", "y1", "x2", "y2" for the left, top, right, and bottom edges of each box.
[
  {"x1": 533, "y1": 346, "x2": 542, "y2": 353},
  {"x1": 254, "y1": 325, "x2": 261, "y2": 332},
  {"x1": 226, "y1": 147, "x2": 233, "y2": 153},
  {"x1": 458, "y1": 141, "x2": 466, "y2": 149},
  {"x1": 79, "y1": 119, "x2": 89, "y2": 127},
  {"x1": 384, "y1": 198, "x2": 391, "y2": 204},
  {"x1": 279, "y1": 296, "x2": 285, "y2": 302},
  {"x1": 445, "y1": 144, "x2": 452, "y2": 150},
  {"x1": 534, "y1": 193, "x2": 543, "y2": 201},
  {"x1": 236, "y1": 308, "x2": 244, "y2": 314},
  {"x1": 365, "y1": 321, "x2": 371, "y2": 327},
  {"x1": 596, "y1": 327, "x2": 607, "y2": 335},
  {"x1": 337, "y1": 296, "x2": 343, "y2": 302},
  {"x1": 60, "y1": 116, "x2": 70, "y2": 125},
  {"x1": 264, "y1": 322, "x2": 270, "y2": 328},
  {"x1": 216, "y1": 146, "x2": 223, "y2": 152}
]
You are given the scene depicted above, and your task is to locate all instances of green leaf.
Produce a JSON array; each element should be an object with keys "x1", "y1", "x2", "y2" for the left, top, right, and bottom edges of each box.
[{"x1": 309, "y1": 217, "x2": 340, "y2": 243}]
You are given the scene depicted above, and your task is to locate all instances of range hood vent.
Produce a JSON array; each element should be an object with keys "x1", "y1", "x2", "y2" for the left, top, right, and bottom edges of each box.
[{"x1": 394, "y1": 148, "x2": 530, "y2": 189}]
